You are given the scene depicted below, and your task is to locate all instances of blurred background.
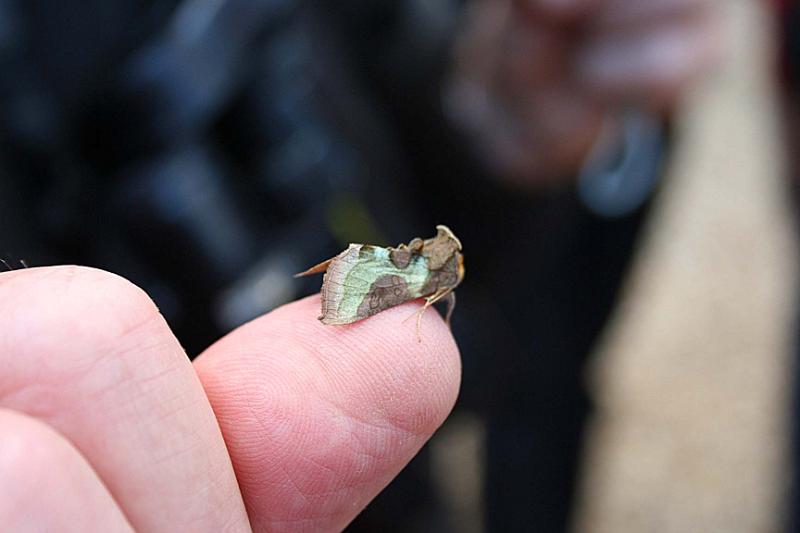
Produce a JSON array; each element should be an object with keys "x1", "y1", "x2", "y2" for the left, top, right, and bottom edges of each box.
[{"x1": 0, "y1": 0, "x2": 797, "y2": 531}]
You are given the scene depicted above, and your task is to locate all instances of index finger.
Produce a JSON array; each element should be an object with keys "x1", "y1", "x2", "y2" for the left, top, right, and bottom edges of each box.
[{"x1": 194, "y1": 296, "x2": 461, "y2": 531}]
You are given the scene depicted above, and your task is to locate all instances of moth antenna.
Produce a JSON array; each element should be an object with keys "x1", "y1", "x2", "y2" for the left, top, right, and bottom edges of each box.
[
  {"x1": 19, "y1": 259, "x2": 28, "y2": 268},
  {"x1": 0, "y1": 258, "x2": 12, "y2": 271},
  {"x1": 443, "y1": 291, "x2": 457, "y2": 326}
]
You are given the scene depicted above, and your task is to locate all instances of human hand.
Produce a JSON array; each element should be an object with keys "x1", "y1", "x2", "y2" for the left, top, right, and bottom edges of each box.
[
  {"x1": 0, "y1": 266, "x2": 460, "y2": 531},
  {"x1": 445, "y1": 0, "x2": 722, "y2": 187}
]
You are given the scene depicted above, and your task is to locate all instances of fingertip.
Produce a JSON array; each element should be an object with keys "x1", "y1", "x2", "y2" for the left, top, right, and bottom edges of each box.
[
  {"x1": 282, "y1": 295, "x2": 460, "y2": 414},
  {"x1": 222, "y1": 294, "x2": 462, "y2": 435},
  {"x1": 195, "y1": 294, "x2": 462, "y2": 530},
  {"x1": 0, "y1": 265, "x2": 161, "y2": 341}
]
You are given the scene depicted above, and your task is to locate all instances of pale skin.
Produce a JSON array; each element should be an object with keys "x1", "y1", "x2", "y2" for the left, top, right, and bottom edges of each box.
[{"x1": 0, "y1": 266, "x2": 461, "y2": 532}]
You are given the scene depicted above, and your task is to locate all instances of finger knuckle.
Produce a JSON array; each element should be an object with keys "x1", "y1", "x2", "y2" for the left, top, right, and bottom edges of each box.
[
  {"x1": 0, "y1": 266, "x2": 172, "y2": 388},
  {"x1": 52, "y1": 266, "x2": 160, "y2": 333}
]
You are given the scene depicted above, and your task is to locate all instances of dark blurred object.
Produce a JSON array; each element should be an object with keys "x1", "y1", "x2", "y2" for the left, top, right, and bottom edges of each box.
[
  {"x1": 779, "y1": 0, "x2": 800, "y2": 96},
  {"x1": 776, "y1": 1, "x2": 800, "y2": 531},
  {"x1": 0, "y1": 0, "x2": 406, "y2": 352},
  {"x1": 0, "y1": 1, "x2": 661, "y2": 531}
]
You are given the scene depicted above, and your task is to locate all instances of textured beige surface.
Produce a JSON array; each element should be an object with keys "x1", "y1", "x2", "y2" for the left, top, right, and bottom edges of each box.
[{"x1": 573, "y1": 2, "x2": 798, "y2": 532}]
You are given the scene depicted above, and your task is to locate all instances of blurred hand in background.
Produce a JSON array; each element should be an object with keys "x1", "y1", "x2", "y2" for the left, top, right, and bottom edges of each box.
[{"x1": 445, "y1": 0, "x2": 723, "y2": 187}]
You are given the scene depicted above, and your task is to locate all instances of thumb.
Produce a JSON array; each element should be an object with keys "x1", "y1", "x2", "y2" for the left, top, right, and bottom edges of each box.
[{"x1": 193, "y1": 295, "x2": 461, "y2": 531}]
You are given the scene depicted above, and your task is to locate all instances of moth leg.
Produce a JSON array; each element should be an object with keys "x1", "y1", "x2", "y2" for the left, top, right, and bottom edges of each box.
[
  {"x1": 402, "y1": 305, "x2": 428, "y2": 342},
  {"x1": 402, "y1": 287, "x2": 452, "y2": 340},
  {"x1": 415, "y1": 304, "x2": 432, "y2": 343},
  {"x1": 402, "y1": 288, "x2": 446, "y2": 323},
  {"x1": 414, "y1": 287, "x2": 452, "y2": 341},
  {"x1": 442, "y1": 291, "x2": 456, "y2": 326}
]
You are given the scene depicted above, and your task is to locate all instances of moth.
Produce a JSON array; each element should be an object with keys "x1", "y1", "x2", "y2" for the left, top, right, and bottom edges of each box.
[{"x1": 295, "y1": 225, "x2": 465, "y2": 334}]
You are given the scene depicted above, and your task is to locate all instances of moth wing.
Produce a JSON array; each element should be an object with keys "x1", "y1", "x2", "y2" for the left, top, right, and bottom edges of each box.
[
  {"x1": 357, "y1": 274, "x2": 420, "y2": 318},
  {"x1": 317, "y1": 245, "x2": 367, "y2": 324},
  {"x1": 320, "y1": 273, "x2": 418, "y2": 325},
  {"x1": 320, "y1": 246, "x2": 423, "y2": 325},
  {"x1": 293, "y1": 257, "x2": 335, "y2": 278}
]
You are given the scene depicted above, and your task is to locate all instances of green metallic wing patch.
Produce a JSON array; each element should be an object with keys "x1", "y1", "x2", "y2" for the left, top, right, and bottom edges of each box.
[{"x1": 319, "y1": 244, "x2": 430, "y2": 325}]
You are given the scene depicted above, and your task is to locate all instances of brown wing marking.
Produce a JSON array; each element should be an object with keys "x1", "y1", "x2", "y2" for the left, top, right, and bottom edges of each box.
[
  {"x1": 421, "y1": 254, "x2": 460, "y2": 295},
  {"x1": 354, "y1": 274, "x2": 413, "y2": 321}
]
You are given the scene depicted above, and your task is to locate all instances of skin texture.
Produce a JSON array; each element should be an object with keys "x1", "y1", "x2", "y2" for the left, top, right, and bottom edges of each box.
[{"x1": 0, "y1": 266, "x2": 461, "y2": 532}]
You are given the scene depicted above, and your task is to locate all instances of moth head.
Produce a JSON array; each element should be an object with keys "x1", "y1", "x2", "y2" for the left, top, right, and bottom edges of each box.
[
  {"x1": 435, "y1": 225, "x2": 462, "y2": 251},
  {"x1": 456, "y1": 251, "x2": 465, "y2": 284}
]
